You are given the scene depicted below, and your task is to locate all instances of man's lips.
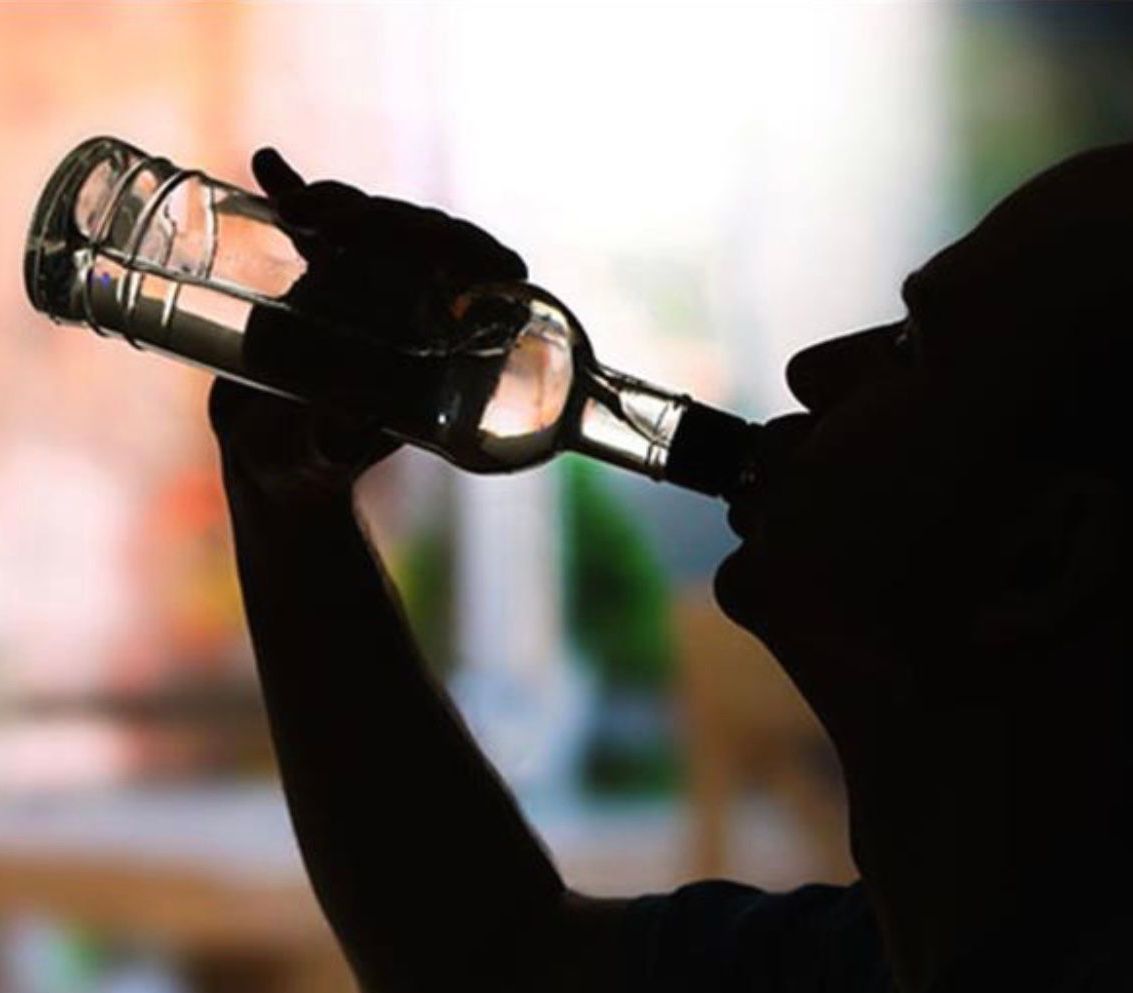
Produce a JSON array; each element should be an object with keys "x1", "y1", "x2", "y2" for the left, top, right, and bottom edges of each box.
[{"x1": 724, "y1": 411, "x2": 814, "y2": 539}]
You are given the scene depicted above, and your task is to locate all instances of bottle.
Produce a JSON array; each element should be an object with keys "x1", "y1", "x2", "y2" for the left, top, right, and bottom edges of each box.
[{"x1": 24, "y1": 137, "x2": 757, "y2": 497}]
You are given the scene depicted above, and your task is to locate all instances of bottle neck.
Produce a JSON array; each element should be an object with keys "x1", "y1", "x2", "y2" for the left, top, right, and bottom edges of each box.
[{"x1": 564, "y1": 363, "x2": 756, "y2": 497}]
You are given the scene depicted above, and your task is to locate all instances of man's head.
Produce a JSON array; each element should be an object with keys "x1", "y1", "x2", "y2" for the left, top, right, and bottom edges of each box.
[{"x1": 715, "y1": 143, "x2": 1133, "y2": 745}]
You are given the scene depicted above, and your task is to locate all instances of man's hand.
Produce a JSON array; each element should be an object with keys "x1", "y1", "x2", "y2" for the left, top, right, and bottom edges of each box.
[
  {"x1": 252, "y1": 147, "x2": 527, "y2": 343},
  {"x1": 211, "y1": 149, "x2": 528, "y2": 502}
]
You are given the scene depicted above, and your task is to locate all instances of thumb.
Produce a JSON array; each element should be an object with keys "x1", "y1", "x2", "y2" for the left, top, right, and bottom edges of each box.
[{"x1": 252, "y1": 147, "x2": 306, "y2": 198}]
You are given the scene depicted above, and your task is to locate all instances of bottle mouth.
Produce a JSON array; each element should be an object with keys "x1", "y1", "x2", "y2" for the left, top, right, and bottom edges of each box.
[
  {"x1": 23, "y1": 136, "x2": 146, "y2": 321},
  {"x1": 664, "y1": 400, "x2": 760, "y2": 498}
]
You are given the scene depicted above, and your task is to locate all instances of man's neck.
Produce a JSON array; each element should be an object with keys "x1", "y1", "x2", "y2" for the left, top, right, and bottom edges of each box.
[{"x1": 839, "y1": 652, "x2": 1130, "y2": 992}]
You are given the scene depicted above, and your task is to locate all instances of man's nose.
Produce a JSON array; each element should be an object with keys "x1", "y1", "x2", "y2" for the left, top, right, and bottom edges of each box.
[{"x1": 785, "y1": 321, "x2": 907, "y2": 413}]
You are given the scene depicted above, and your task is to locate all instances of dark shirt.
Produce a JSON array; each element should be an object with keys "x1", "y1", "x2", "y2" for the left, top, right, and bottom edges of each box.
[
  {"x1": 622, "y1": 881, "x2": 892, "y2": 993},
  {"x1": 621, "y1": 880, "x2": 1130, "y2": 992}
]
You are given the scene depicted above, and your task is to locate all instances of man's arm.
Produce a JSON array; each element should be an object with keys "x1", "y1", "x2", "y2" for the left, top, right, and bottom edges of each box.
[{"x1": 214, "y1": 396, "x2": 628, "y2": 993}]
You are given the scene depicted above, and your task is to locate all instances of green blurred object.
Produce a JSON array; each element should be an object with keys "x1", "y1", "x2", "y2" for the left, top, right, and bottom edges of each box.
[
  {"x1": 561, "y1": 455, "x2": 680, "y2": 795},
  {"x1": 582, "y1": 731, "x2": 681, "y2": 796},
  {"x1": 561, "y1": 455, "x2": 674, "y2": 691},
  {"x1": 399, "y1": 520, "x2": 456, "y2": 679}
]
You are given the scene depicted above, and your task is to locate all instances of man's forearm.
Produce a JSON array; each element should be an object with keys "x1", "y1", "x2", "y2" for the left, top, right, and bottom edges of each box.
[{"x1": 221, "y1": 462, "x2": 565, "y2": 992}]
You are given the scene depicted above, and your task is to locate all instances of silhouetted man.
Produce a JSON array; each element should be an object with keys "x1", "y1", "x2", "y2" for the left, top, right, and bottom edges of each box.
[{"x1": 210, "y1": 144, "x2": 1133, "y2": 992}]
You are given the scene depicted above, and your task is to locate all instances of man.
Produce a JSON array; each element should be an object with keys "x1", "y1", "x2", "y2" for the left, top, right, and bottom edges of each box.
[{"x1": 210, "y1": 144, "x2": 1133, "y2": 992}]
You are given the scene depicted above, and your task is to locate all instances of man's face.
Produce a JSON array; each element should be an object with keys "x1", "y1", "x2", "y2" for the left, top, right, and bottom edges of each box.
[{"x1": 713, "y1": 285, "x2": 1020, "y2": 727}]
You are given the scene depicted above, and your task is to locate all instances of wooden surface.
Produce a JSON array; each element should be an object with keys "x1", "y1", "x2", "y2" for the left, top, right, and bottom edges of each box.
[{"x1": 675, "y1": 584, "x2": 855, "y2": 884}]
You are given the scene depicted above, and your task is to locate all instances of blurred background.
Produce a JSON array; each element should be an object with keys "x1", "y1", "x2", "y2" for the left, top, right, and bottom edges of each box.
[{"x1": 0, "y1": 2, "x2": 1131, "y2": 990}]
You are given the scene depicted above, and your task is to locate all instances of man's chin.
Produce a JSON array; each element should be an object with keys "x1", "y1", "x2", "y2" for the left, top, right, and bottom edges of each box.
[{"x1": 713, "y1": 544, "x2": 769, "y2": 635}]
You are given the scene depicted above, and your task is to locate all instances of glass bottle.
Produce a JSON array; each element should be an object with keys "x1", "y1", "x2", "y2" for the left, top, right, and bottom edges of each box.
[{"x1": 24, "y1": 137, "x2": 757, "y2": 497}]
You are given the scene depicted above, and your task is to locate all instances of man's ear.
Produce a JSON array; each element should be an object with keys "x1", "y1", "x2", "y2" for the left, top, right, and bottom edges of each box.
[{"x1": 972, "y1": 474, "x2": 1123, "y2": 651}]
